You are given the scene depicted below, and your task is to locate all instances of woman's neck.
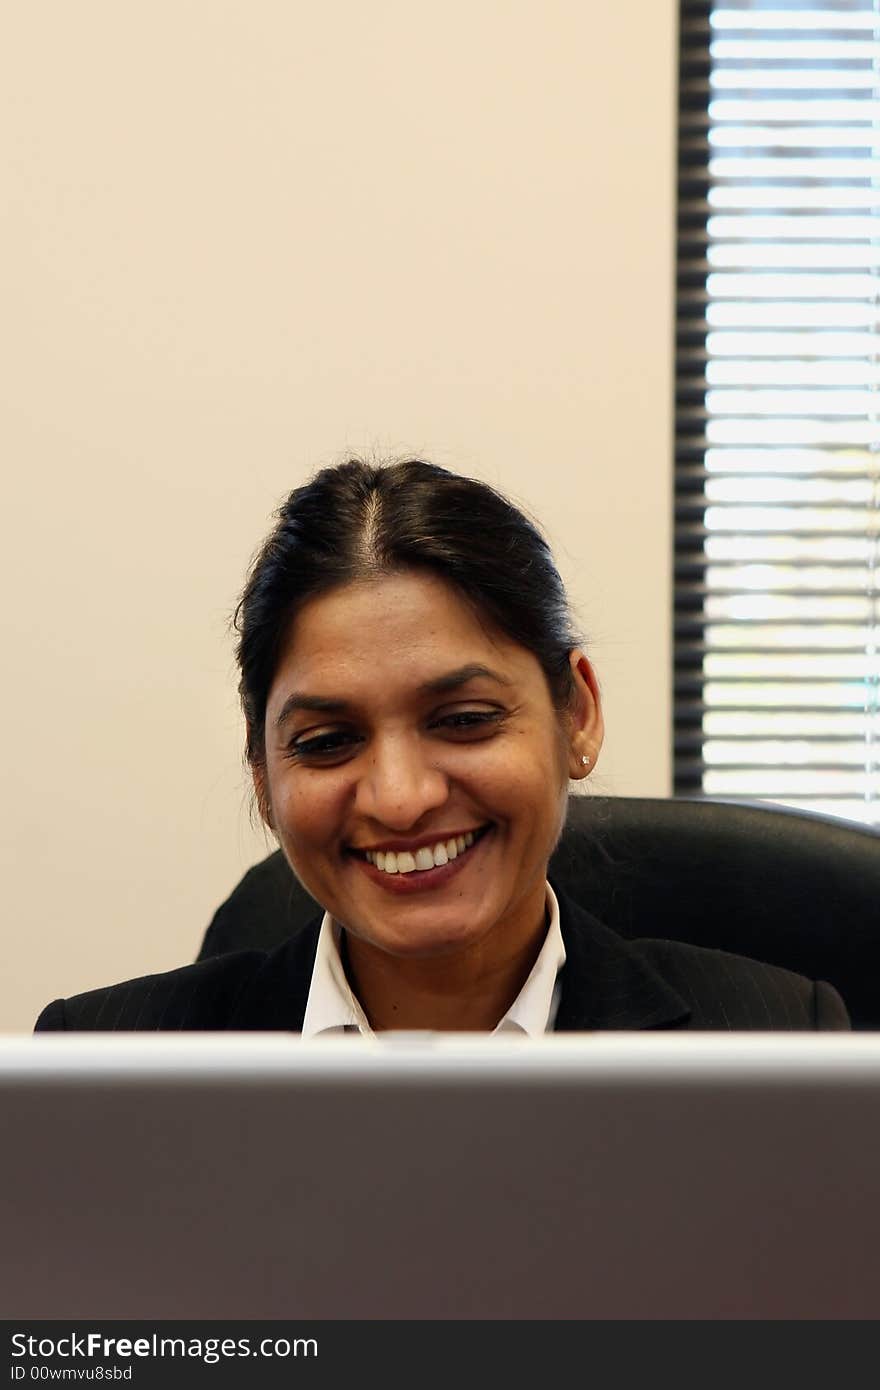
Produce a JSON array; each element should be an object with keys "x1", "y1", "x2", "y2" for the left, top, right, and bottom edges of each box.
[{"x1": 341, "y1": 905, "x2": 550, "y2": 1033}]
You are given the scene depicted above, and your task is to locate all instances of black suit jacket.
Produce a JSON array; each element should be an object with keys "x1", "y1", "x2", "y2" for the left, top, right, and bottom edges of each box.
[{"x1": 35, "y1": 888, "x2": 849, "y2": 1032}]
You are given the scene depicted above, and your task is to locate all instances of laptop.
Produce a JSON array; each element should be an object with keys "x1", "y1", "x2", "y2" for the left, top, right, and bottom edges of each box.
[{"x1": 3, "y1": 1032, "x2": 880, "y2": 1319}]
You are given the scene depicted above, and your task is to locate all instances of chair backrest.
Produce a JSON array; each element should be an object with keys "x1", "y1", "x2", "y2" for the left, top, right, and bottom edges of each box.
[{"x1": 198, "y1": 796, "x2": 880, "y2": 1028}]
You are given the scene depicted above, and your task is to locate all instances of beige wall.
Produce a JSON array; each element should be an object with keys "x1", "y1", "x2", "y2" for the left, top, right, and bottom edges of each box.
[{"x1": 1, "y1": 0, "x2": 677, "y2": 1030}]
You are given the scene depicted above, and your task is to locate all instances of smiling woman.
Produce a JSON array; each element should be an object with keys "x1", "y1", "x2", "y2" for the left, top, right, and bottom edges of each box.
[
  {"x1": 256, "y1": 567, "x2": 599, "y2": 1031},
  {"x1": 35, "y1": 458, "x2": 849, "y2": 1032}
]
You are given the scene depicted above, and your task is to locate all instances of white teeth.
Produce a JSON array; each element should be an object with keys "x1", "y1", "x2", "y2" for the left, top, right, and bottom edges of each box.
[{"x1": 365, "y1": 829, "x2": 486, "y2": 875}]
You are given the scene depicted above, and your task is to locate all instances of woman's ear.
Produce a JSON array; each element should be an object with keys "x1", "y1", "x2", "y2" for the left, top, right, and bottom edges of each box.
[
  {"x1": 566, "y1": 650, "x2": 604, "y2": 780},
  {"x1": 251, "y1": 762, "x2": 274, "y2": 832}
]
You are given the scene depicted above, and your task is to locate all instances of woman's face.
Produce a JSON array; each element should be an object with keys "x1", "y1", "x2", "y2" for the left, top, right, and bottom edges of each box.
[{"x1": 256, "y1": 571, "x2": 602, "y2": 964}]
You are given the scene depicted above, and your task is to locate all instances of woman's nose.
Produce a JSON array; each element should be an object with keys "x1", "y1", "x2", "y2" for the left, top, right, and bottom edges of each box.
[{"x1": 353, "y1": 736, "x2": 448, "y2": 830}]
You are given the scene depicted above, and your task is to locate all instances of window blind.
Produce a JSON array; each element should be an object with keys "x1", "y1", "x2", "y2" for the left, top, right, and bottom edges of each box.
[{"x1": 675, "y1": 0, "x2": 880, "y2": 824}]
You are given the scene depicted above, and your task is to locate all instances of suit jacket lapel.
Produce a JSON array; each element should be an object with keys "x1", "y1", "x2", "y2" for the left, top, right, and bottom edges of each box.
[
  {"x1": 552, "y1": 887, "x2": 692, "y2": 1031},
  {"x1": 229, "y1": 920, "x2": 322, "y2": 1030}
]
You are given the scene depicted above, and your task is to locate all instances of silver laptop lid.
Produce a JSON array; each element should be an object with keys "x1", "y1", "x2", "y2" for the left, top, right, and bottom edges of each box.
[{"x1": 3, "y1": 1033, "x2": 879, "y2": 1319}]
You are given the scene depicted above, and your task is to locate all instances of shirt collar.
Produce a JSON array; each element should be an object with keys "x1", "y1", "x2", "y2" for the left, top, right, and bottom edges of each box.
[{"x1": 300, "y1": 883, "x2": 566, "y2": 1038}]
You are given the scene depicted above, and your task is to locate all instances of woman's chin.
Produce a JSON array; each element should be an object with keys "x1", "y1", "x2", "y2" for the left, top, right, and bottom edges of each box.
[{"x1": 345, "y1": 914, "x2": 491, "y2": 962}]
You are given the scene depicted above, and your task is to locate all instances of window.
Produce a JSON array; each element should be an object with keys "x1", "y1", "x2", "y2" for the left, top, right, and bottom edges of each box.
[{"x1": 675, "y1": 0, "x2": 880, "y2": 824}]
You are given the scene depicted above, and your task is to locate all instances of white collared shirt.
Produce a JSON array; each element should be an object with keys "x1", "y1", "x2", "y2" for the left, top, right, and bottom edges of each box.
[{"x1": 301, "y1": 882, "x2": 566, "y2": 1038}]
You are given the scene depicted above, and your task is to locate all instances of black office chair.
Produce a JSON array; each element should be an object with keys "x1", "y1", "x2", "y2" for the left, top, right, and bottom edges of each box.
[{"x1": 198, "y1": 796, "x2": 880, "y2": 1029}]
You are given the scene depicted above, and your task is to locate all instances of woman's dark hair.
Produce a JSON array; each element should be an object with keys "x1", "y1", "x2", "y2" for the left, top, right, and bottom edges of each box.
[{"x1": 234, "y1": 458, "x2": 583, "y2": 767}]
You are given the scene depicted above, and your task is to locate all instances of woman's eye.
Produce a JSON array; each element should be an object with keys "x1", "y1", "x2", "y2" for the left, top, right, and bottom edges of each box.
[
  {"x1": 434, "y1": 710, "x2": 505, "y2": 734},
  {"x1": 287, "y1": 731, "x2": 361, "y2": 761}
]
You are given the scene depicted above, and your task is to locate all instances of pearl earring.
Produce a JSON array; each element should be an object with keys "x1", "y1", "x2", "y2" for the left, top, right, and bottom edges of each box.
[{"x1": 581, "y1": 754, "x2": 590, "y2": 768}]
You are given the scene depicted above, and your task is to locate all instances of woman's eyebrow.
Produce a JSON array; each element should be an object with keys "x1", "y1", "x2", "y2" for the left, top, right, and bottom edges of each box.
[
  {"x1": 274, "y1": 693, "x2": 348, "y2": 728},
  {"x1": 419, "y1": 663, "x2": 513, "y2": 695}
]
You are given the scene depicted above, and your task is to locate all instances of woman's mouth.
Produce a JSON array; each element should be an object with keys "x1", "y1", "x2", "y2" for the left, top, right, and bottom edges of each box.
[{"x1": 349, "y1": 824, "x2": 494, "y2": 892}]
